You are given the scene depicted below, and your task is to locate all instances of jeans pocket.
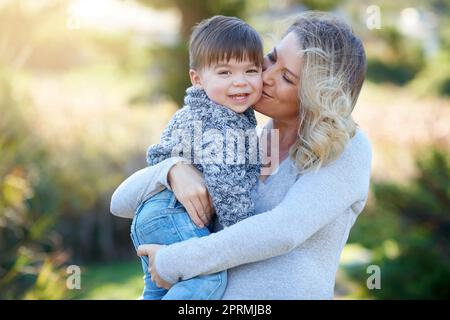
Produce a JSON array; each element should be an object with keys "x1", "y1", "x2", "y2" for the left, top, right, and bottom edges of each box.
[
  {"x1": 136, "y1": 214, "x2": 182, "y2": 245},
  {"x1": 167, "y1": 209, "x2": 211, "y2": 240}
]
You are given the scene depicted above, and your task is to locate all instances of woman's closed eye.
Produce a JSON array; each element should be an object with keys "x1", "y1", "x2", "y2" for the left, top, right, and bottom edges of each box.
[
  {"x1": 267, "y1": 51, "x2": 276, "y2": 63},
  {"x1": 282, "y1": 73, "x2": 294, "y2": 84},
  {"x1": 266, "y1": 52, "x2": 295, "y2": 84}
]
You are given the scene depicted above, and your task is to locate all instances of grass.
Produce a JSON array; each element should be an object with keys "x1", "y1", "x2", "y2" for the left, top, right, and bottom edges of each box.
[{"x1": 70, "y1": 260, "x2": 143, "y2": 300}]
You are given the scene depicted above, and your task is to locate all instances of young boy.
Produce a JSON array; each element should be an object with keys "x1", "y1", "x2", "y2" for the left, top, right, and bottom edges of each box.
[{"x1": 130, "y1": 15, "x2": 263, "y2": 300}]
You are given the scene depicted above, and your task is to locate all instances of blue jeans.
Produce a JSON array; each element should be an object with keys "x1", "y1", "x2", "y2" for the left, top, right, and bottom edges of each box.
[{"x1": 130, "y1": 189, "x2": 227, "y2": 300}]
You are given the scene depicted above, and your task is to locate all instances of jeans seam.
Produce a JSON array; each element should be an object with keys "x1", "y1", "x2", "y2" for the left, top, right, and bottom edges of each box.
[
  {"x1": 132, "y1": 210, "x2": 151, "y2": 268},
  {"x1": 168, "y1": 214, "x2": 188, "y2": 242},
  {"x1": 204, "y1": 271, "x2": 226, "y2": 300}
]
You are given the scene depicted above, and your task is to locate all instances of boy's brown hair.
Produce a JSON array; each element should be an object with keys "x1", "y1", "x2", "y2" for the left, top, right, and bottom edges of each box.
[{"x1": 189, "y1": 15, "x2": 263, "y2": 70}]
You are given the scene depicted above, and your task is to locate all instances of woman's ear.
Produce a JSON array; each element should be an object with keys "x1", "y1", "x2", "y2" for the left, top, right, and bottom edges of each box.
[{"x1": 189, "y1": 69, "x2": 203, "y2": 89}]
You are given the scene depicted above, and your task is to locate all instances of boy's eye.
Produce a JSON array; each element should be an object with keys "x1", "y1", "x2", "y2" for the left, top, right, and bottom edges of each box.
[
  {"x1": 246, "y1": 68, "x2": 259, "y2": 74},
  {"x1": 218, "y1": 70, "x2": 231, "y2": 75}
]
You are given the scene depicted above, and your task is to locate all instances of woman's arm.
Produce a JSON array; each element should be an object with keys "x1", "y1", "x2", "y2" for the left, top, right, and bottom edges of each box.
[
  {"x1": 154, "y1": 131, "x2": 372, "y2": 284},
  {"x1": 110, "y1": 157, "x2": 215, "y2": 226},
  {"x1": 110, "y1": 157, "x2": 187, "y2": 218}
]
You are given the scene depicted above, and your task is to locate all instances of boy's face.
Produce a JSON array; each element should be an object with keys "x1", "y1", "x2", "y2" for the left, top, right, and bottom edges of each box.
[{"x1": 189, "y1": 58, "x2": 263, "y2": 113}]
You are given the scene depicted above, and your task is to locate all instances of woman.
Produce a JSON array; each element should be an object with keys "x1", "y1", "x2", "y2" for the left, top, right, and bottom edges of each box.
[{"x1": 111, "y1": 11, "x2": 372, "y2": 299}]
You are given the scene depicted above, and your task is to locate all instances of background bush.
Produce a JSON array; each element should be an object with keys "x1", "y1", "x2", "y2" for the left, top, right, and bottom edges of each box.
[{"x1": 347, "y1": 148, "x2": 450, "y2": 299}]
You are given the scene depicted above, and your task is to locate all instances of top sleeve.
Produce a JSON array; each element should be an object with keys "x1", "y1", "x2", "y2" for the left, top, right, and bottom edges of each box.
[
  {"x1": 110, "y1": 157, "x2": 188, "y2": 219},
  {"x1": 154, "y1": 131, "x2": 372, "y2": 284}
]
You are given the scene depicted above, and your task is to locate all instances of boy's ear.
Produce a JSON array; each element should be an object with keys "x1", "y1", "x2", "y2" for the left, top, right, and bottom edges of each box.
[{"x1": 189, "y1": 69, "x2": 203, "y2": 89}]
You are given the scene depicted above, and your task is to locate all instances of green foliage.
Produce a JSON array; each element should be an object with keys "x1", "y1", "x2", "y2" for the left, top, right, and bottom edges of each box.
[
  {"x1": 366, "y1": 27, "x2": 425, "y2": 85},
  {"x1": 348, "y1": 148, "x2": 450, "y2": 299},
  {"x1": 0, "y1": 67, "x2": 67, "y2": 299},
  {"x1": 147, "y1": 42, "x2": 190, "y2": 106},
  {"x1": 69, "y1": 261, "x2": 142, "y2": 300},
  {"x1": 367, "y1": 58, "x2": 419, "y2": 86},
  {"x1": 296, "y1": 0, "x2": 342, "y2": 11},
  {"x1": 0, "y1": 62, "x2": 140, "y2": 297},
  {"x1": 410, "y1": 50, "x2": 450, "y2": 97}
]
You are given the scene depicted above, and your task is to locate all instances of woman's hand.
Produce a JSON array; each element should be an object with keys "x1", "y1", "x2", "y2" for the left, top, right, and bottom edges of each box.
[
  {"x1": 137, "y1": 244, "x2": 173, "y2": 290},
  {"x1": 168, "y1": 162, "x2": 214, "y2": 228}
]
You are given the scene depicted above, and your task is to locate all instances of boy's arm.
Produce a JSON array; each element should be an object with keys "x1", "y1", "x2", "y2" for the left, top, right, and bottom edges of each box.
[{"x1": 110, "y1": 157, "x2": 188, "y2": 218}]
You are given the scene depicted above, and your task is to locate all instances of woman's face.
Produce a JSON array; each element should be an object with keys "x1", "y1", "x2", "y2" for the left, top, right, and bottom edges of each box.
[{"x1": 253, "y1": 32, "x2": 301, "y2": 122}]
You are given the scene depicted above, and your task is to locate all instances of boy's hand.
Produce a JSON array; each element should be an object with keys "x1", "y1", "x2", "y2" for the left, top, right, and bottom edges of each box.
[
  {"x1": 168, "y1": 162, "x2": 215, "y2": 228},
  {"x1": 137, "y1": 244, "x2": 173, "y2": 290}
]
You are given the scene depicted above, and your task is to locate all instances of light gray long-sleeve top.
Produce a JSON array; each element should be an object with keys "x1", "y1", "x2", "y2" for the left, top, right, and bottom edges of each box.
[{"x1": 110, "y1": 125, "x2": 372, "y2": 299}]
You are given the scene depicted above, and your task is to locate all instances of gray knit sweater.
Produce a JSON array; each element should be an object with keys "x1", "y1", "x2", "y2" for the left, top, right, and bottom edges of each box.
[{"x1": 146, "y1": 86, "x2": 260, "y2": 227}]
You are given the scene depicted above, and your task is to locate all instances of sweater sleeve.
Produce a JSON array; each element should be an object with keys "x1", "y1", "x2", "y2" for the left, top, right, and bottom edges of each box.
[
  {"x1": 146, "y1": 109, "x2": 189, "y2": 166},
  {"x1": 154, "y1": 131, "x2": 372, "y2": 284},
  {"x1": 110, "y1": 157, "x2": 188, "y2": 219}
]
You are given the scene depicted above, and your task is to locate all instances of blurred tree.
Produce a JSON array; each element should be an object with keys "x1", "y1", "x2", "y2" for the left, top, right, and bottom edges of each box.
[
  {"x1": 290, "y1": 0, "x2": 342, "y2": 11},
  {"x1": 347, "y1": 148, "x2": 450, "y2": 299},
  {"x1": 0, "y1": 0, "x2": 131, "y2": 264},
  {"x1": 410, "y1": 50, "x2": 450, "y2": 97},
  {"x1": 366, "y1": 26, "x2": 426, "y2": 85},
  {"x1": 138, "y1": 0, "x2": 247, "y2": 106},
  {"x1": 0, "y1": 66, "x2": 67, "y2": 299},
  {"x1": 139, "y1": 0, "x2": 247, "y2": 38},
  {"x1": 427, "y1": 0, "x2": 450, "y2": 15}
]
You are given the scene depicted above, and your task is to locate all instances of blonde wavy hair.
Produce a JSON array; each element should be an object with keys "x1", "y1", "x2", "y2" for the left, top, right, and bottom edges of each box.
[{"x1": 286, "y1": 12, "x2": 366, "y2": 173}]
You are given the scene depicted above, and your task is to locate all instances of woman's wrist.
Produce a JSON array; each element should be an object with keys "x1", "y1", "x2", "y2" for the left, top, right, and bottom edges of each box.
[
  {"x1": 167, "y1": 162, "x2": 183, "y2": 189},
  {"x1": 155, "y1": 246, "x2": 179, "y2": 284},
  {"x1": 166, "y1": 158, "x2": 189, "y2": 190}
]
